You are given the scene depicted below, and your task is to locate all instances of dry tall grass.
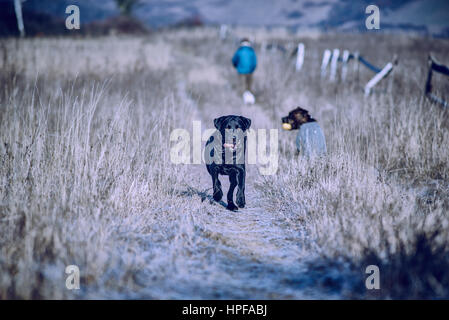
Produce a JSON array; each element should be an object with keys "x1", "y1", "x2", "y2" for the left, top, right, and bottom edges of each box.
[{"x1": 1, "y1": 28, "x2": 448, "y2": 299}]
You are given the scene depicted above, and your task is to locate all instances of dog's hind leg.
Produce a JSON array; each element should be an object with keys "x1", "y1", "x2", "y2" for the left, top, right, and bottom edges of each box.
[
  {"x1": 227, "y1": 173, "x2": 238, "y2": 211},
  {"x1": 236, "y1": 168, "x2": 246, "y2": 208}
]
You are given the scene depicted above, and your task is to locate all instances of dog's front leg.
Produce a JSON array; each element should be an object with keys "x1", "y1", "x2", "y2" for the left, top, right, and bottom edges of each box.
[
  {"x1": 236, "y1": 167, "x2": 246, "y2": 208},
  {"x1": 227, "y1": 173, "x2": 238, "y2": 211},
  {"x1": 211, "y1": 170, "x2": 223, "y2": 202}
]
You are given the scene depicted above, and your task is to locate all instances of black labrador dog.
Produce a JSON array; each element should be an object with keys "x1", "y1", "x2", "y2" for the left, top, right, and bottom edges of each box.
[{"x1": 204, "y1": 115, "x2": 251, "y2": 211}]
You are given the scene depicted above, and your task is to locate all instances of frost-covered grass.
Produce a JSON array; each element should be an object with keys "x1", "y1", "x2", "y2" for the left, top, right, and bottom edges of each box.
[{"x1": 1, "y1": 29, "x2": 448, "y2": 299}]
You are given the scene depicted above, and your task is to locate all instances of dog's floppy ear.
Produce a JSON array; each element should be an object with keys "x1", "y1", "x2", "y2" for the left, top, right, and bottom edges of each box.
[
  {"x1": 214, "y1": 116, "x2": 227, "y2": 130},
  {"x1": 240, "y1": 116, "x2": 251, "y2": 131}
]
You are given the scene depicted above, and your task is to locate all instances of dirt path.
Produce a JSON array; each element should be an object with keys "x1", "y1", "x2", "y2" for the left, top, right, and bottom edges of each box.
[{"x1": 176, "y1": 155, "x2": 327, "y2": 298}]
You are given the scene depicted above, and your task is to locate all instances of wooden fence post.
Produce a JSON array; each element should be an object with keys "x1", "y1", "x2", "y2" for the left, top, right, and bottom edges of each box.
[
  {"x1": 14, "y1": 0, "x2": 25, "y2": 37},
  {"x1": 219, "y1": 24, "x2": 228, "y2": 40},
  {"x1": 425, "y1": 54, "x2": 433, "y2": 95},
  {"x1": 330, "y1": 49, "x2": 340, "y2": 82},
  {"x1": 341, "y1": 50, "x2": 350, "y2": 80},
  {"x1": 353, "y1": 52, "x2": 360, "y2": 83},
  {"x1": 321, "y1": 49, "x2": 331, "y2": 78},
  {"x1": 425, "y1": 54, "x2": 449, "y2": 108},
  {"x1": 295, "y1": 43, "x2": 305, "y2": 72}
]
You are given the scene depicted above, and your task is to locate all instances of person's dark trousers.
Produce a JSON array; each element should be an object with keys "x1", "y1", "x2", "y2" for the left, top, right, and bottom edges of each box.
[{"x1": 239, "y1": 73, "x2": 253, "y2": 93}]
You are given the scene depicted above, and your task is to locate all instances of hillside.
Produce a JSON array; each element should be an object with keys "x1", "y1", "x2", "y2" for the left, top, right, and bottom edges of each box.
[{"x1": 2, "y1": 0, "x2": 449, "y2": 36}]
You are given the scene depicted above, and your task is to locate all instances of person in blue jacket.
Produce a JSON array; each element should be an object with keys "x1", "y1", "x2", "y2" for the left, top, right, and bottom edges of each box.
[{"x1": 232, "y1": 38, "x2": 257, "y2": 93}]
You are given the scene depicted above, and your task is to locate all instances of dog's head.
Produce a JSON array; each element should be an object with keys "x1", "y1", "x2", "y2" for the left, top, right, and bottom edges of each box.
[
  {"x1": 281, "y1": 107, "x2": 312, "y2": 130},
  {"x1": 214, "y1": 115, "x2": 251, "y2": 151}
]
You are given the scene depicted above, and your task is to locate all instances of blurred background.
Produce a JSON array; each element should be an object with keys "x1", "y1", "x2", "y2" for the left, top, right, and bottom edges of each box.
[{"x1": 1, "y1": 0, "x2": 449, "y2": 37}]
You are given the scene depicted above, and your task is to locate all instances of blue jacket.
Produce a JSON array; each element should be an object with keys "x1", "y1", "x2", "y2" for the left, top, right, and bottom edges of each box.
[{"x1": 232, "y1": 46, "x2": 257, "y2": 74}]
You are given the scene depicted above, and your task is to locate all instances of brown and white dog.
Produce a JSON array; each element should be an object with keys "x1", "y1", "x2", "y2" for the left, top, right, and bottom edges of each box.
[{"x1": 281, "y1": 107, "x2": 327, "y2": 157}]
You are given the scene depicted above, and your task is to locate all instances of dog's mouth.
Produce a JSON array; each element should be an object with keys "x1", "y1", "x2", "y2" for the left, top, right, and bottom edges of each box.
[
  {"x1": 223, "y1": 143, "x2": 235, "y2": 149},
  {"x1": 223, "y1": 137, "x2": 241, "y2": 151}
]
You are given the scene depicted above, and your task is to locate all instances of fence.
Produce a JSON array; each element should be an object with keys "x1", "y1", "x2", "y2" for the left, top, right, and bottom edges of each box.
[
  {"x1": 319, "y1": 48, "x2": 396, "y2": 96},
  {"x1": 425, "y1": 54, "x2": 449, "y2": 108}
]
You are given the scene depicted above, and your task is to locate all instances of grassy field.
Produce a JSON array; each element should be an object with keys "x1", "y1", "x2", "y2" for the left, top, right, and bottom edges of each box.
[{"x1": 1, "y1": 27, "x2": 449, "y2": 299}]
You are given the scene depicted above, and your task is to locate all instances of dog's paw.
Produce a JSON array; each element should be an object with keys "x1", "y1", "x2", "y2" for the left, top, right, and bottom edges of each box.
[
  {"x1": 213, "y1": 190, "x2": 223, "y2": 202},
  {"x1": 236, "y1": 194, "x2": 245, "y2": 208},
  {"x1": 226, "y1": 202, "x2": 238, "y2": 211},
  {"x1": 236, "y1": 199, "x2": 245, "y2": 208}
]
